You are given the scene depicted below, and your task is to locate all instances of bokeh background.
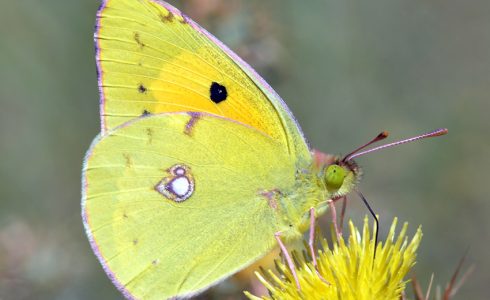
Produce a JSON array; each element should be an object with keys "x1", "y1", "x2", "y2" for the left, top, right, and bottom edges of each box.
[{"x1": 1, "y1": 0, "x2": 489, "y2": 299}]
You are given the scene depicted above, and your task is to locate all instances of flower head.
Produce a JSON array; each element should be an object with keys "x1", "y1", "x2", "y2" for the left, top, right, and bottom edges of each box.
[{"x1": 246, "y1": 217, "x2": 422, "y2": 300}]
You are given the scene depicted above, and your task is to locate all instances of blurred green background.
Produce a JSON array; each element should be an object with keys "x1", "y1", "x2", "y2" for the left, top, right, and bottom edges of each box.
[{"x1": 1, "y1": 0, "x2": 488, "y2": 299}]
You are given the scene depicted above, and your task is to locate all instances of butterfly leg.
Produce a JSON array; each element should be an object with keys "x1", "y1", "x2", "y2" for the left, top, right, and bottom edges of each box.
[
  {"x1": 339, "y1": 196, "x2": 347, "y2": 232},
  {"x1": 274, "y1": 232, "x2": 300, "y2": 290},
  {"x1": 328, "y1": 200, "x2": 342, "y2": 240},
  {"x1": 308, "y1": 208, "x2": 330, "y2": 285},
  {"x1": 308, "y1": 208, "x2": 319, "y2": 267}
]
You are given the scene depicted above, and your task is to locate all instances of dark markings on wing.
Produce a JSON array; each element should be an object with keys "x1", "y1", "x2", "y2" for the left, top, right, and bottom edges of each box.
[
  {"x1": 179, "y1": 13, "x2": 189, "y2": 24},
  {"x1": 210, "y1": 82, "x2": 227, "y2": 103},
  {"x1": 146, "y1": 128, "x2": 154, "y2": 144},
  {"x1": 138, "y1": 84, "x2": 148, "y2": 94},
  {"x1": 184, "y1": 112, "x2": 202, "y2": 136},
  {"x1": 123, "y1": 153, "x2": 133, "y2": 168},
  {"x1": 133, "y1": 32, "x2": 145, "y2": 49},
  {"x1": 159, "y1": 11, "x2": 174, "y2": 23}
]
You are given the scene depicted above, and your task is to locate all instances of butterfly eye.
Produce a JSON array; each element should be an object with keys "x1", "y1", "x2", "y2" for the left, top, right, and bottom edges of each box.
[{"x1": 325, "y1": 164, "x2": 346, "y2": 190}]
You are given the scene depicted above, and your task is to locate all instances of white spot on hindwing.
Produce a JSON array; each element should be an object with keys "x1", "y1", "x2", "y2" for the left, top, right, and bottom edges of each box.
[
  {"x1": 155, "y1": 164, "x2": 194, "y2": 202},
  {"x1": 171, "y1": 177, "x2": 191, "y2": 196}
]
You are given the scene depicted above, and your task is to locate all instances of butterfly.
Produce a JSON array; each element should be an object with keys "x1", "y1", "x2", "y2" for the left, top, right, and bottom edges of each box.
[{"x1": 82, "y1": 0, "x2": 447, "y2": 299}]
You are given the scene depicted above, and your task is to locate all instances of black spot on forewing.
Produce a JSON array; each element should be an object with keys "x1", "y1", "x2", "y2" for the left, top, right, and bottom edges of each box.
[
  {"x1": 210, "y1": 82, "x2": 227, "y2": 103},
  {"x1": 138, "y1": 84, "x2": 148, "y2": 93},
  {"x1": 142, "y1": 109, "x2": 151, "y2": 116}
]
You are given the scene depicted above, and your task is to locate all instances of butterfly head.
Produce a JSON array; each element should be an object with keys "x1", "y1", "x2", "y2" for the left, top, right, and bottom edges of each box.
[
  {"x1": 317, "y1": 128, "x2": 448, "y2": 199},
  {"x1": 322, "y1": 157, "x2": 361, "y2": 199}
]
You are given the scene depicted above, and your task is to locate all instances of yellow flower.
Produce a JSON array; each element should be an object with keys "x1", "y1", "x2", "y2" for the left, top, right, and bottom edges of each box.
[{"x1": 245, "y1": 217, "x2": 422, "y2": 300}]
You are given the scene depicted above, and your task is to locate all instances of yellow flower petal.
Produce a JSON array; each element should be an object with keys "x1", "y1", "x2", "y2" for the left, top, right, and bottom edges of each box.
[{"x1": 245, "y1": 217, "x2": 422, "y2": 300}]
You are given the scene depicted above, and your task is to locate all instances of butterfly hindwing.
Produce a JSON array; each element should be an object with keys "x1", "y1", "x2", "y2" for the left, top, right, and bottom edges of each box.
[{"x1": 82, "y1": 113, "x2": 297, "y2": 299}]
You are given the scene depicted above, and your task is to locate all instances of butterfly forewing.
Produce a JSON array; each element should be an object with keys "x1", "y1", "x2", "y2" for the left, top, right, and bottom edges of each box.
[{"x1": 96, "y1": 0, "x2": 310, "y2": 160}]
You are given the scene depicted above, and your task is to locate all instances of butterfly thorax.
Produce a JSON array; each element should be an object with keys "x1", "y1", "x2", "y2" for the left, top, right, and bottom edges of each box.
[
  {"x1": 274, "y1": 154, "x2": 362, "y2": 241},
  {"x1": 270, "y1": 168, "x2": 326, "y2": 240}
]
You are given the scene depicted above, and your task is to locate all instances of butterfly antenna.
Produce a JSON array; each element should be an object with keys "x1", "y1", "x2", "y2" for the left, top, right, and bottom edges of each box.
[
  {"x1": 344, "y1": 128, "x2": 448, "y2": 161},
  {"x1": 342, "y1": 131, "x2": 389, "y2": 162},
  {"x1": 356, "y1": 190, "x2": 378, "y2": 260}
]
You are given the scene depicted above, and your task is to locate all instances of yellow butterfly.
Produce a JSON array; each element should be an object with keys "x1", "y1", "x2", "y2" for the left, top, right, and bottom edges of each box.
[{"x1": 82, "y1": 0, "x2": 447, "y2": 298}]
